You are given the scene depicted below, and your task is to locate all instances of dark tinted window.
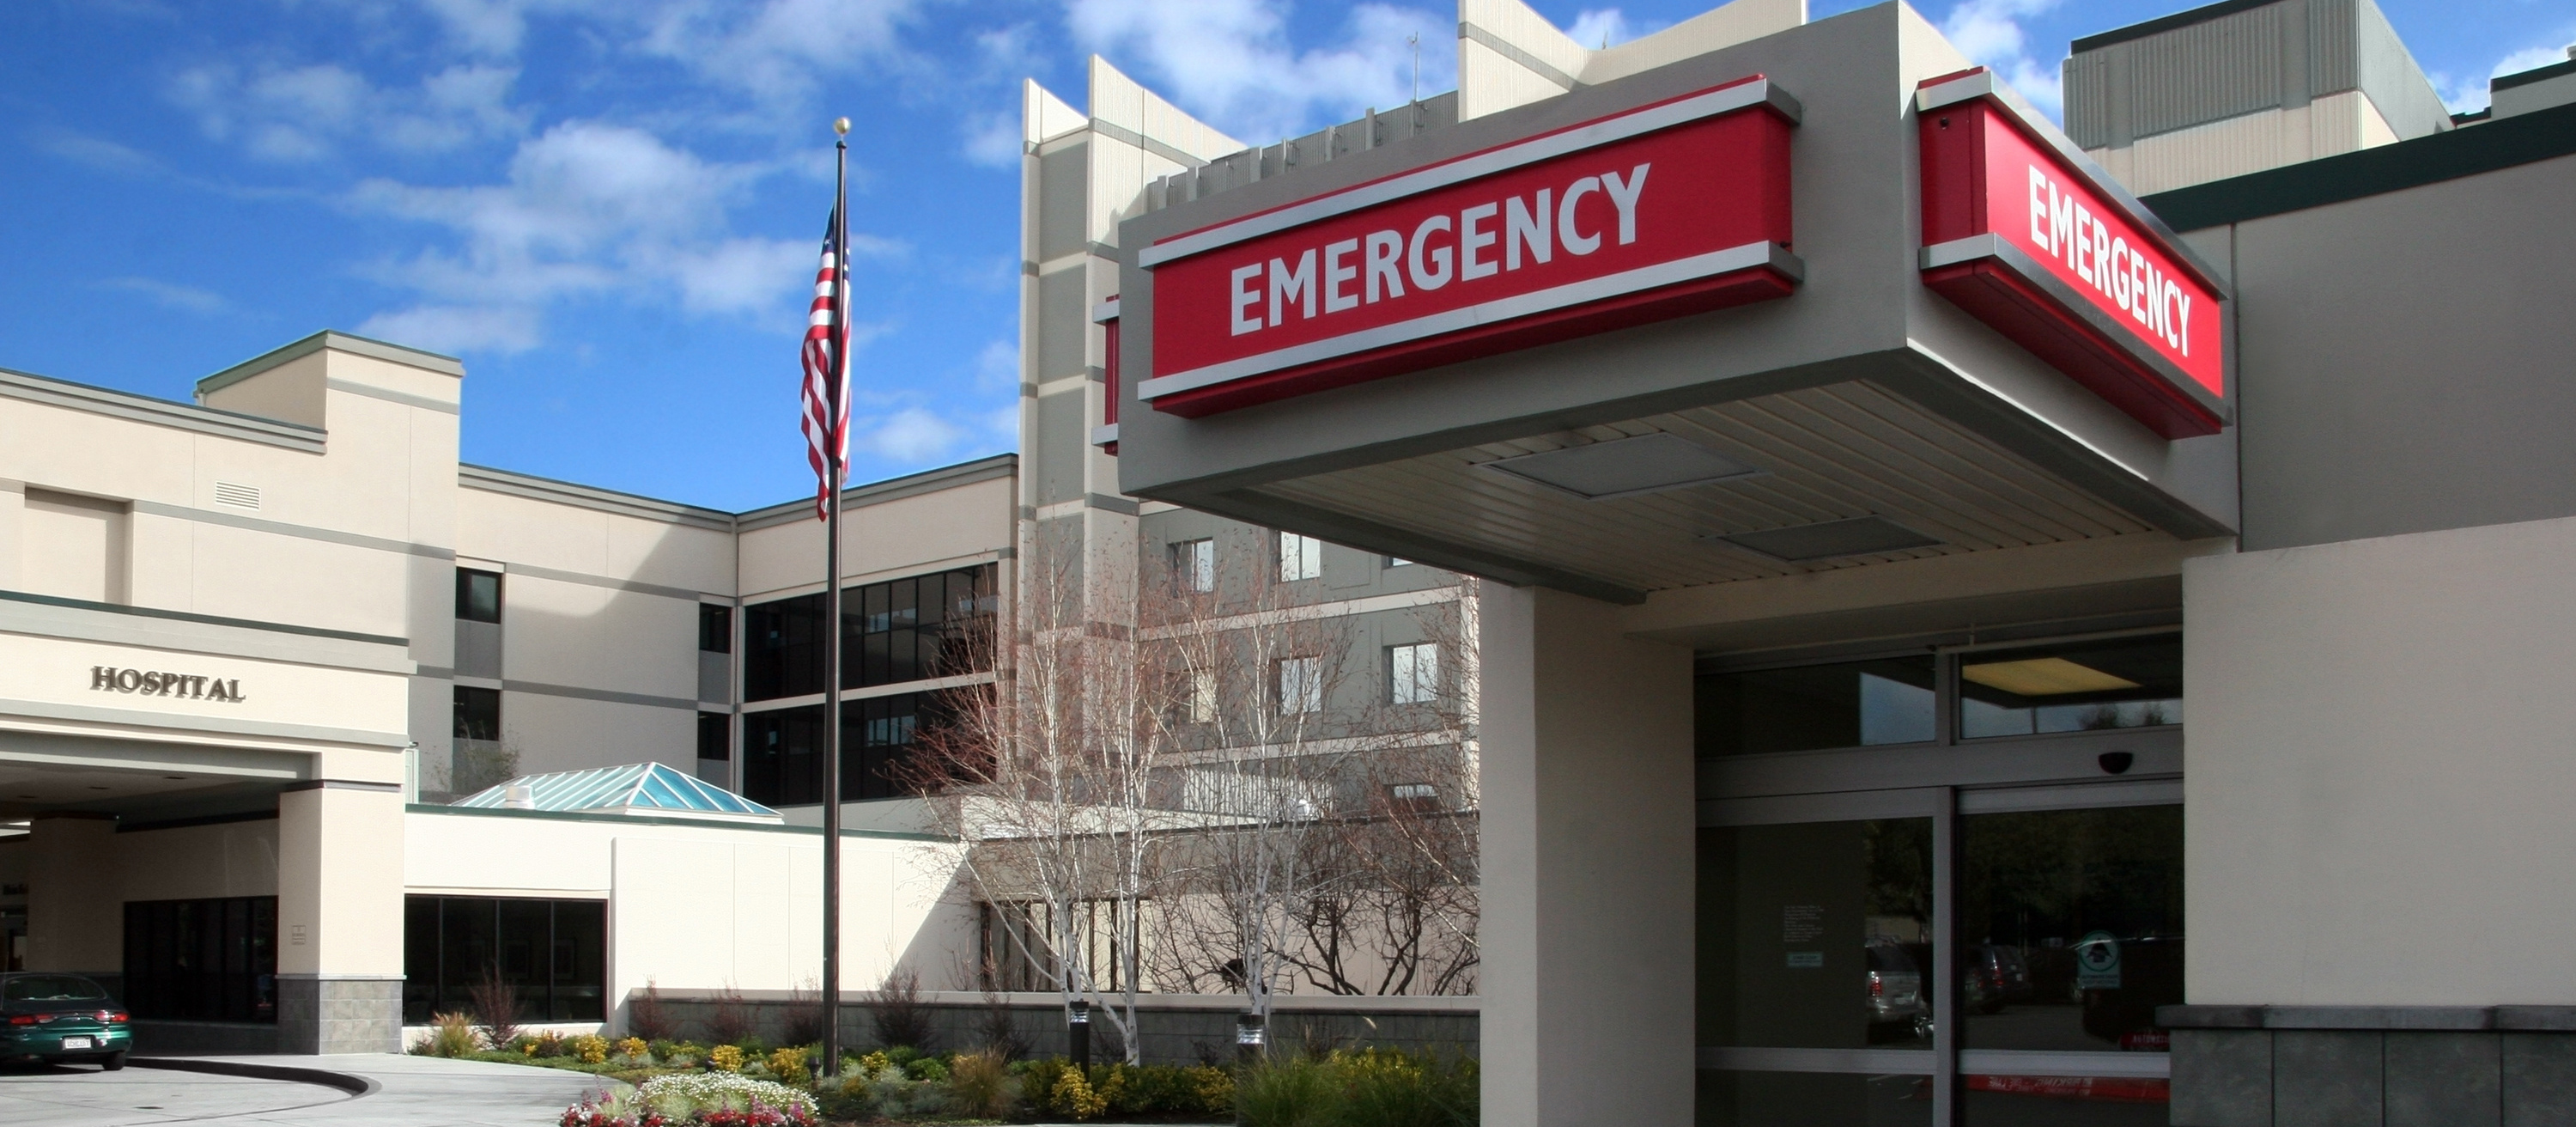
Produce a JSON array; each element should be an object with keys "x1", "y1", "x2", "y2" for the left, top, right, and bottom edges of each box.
[
  {"x1": 696, "y1": 711, "x2": 731, "y2": 761},
  {"x1": 121, "y1": 897, "x2": 276, "y2": 1022},
  {"x1": 401, "y1": 896, "x2": 605, "y2": 1024},
  {"x1": 698, "y1": 604, "x2": 732, "y2": 654},
  {"x1": 744, "y1": 565, "x2": 995, "y2": 701},
  {"x1": 1698, "y1": 656, "x2": 1938, "y2": 757},
  {"x1": 455, "y1": 570, "x2": 501, "y2": 623},
  {"x1": 453, "y1": 686, "x2": 501, "y2": 742},
  {"x1": 1959, "y1": 635, "x2": 2180, "y2": 740},
  {"x1": 741, "y1": 691, "x2": 957, "y2": 807}
]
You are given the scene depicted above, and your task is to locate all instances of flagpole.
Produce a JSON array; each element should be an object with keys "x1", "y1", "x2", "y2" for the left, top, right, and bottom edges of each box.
[{"x1": 820, "y1": 114, "x2": 852, "y2": 1081}]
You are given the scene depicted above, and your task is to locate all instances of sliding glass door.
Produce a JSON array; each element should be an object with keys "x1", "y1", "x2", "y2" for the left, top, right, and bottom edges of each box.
[{"x1": 1697, "y1": 632, "x2": 2184, "y2": 1127}]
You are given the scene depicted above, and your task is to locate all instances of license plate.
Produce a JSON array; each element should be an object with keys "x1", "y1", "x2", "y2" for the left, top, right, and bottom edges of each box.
[{"x1": 60, "y1": 1037, "x2": 94, "y2": 1050}]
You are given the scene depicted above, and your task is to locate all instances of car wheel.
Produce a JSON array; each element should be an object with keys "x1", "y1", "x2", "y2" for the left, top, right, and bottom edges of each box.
[{"x1": 100, "y1": 1051, "x2": 127, "y2": 1072}]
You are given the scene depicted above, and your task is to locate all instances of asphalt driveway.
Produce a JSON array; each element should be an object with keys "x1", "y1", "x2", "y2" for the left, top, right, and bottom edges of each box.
[{"x1": 0, "y1": 1053, "x2": 611, "y2": 1125}]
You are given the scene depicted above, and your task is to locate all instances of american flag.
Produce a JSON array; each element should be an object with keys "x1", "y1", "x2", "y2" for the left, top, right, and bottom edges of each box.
[{"x1": 799, "y1": 204, "x2": 849, "y2": 520}]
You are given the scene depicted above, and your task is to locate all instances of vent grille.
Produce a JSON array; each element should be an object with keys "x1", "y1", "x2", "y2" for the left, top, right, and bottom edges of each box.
[{"x1": 212, "y1": 482, "x2": 261, "y2": 510}]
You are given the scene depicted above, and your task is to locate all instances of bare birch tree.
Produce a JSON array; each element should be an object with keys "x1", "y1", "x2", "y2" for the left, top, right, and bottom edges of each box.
[{"x1": 906, "y1": 544, "x2": 1170, "y2": 1063}]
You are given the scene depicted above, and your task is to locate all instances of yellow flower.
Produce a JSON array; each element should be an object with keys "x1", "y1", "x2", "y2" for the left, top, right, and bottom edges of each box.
[
  {"x1": 710, "y1": 1045, "x2": 745, "y2": 1073},
  {"x1": 616, "y1": 1037, "x2": 648, "y2": 1059}
]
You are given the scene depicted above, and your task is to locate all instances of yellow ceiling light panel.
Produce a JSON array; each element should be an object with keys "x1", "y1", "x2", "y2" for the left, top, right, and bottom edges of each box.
[{"x1": 1959, "y1": 657, "x2": 2142, "y2": 697}]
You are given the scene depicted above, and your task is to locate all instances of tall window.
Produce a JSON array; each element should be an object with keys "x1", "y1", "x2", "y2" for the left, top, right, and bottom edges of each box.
[
  {"x1": 455, "y1": 569, "x2": 501, "y2": 623},
  {"x1": 696, "y1": 712, "x2": 731, "y2": 762},
  {"x1": 453, "y1": 686, "x2": 501, "y2": 743},
  {"x1": 741, "y1": 691, "x2": 953, "y2": 806},
  {"x1": 743, "y1": 564, "x2": 994, "y2": 701},
  {"x1": 1277, "y1": 533, "x2": 1322, "y2": 582},
  {"x1": 1277, "y1": 655, "x2": 1323, "y2": 715},
  {"x1": 1171, "y1": 538, "x2": 1216, "y2": 593},
  {"x1": 124, "y1": 897, "x2": 276, "y2": 1023},
  {"x1": 698, "y1": 604, "x2": 732, "y2": 653},
  {"x1": 1388, "y1": 643, "x2": 1439, "y2": 704},
  {"x1": 402, "y1": 896, "x2": 605, "y2": 1023}
]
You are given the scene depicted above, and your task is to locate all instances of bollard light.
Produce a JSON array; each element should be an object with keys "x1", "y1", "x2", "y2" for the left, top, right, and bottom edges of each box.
[{"x1": 1068, "y1": 998, "x2": 1091, "y2": 1070}]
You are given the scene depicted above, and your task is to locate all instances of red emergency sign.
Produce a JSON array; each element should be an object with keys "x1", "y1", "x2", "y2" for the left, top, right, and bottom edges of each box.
[
  {"x1": 1138, "y1": 76, "x2": 1803, "y2": 417},
  {"x1": 1917, "y1": 68, "x2": 2229, "y2": 439}
]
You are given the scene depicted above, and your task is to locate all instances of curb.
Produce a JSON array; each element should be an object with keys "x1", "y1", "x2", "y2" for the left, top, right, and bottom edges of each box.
[{"x1": 131, "y1": 1057, "x2": 380, "y2": 1100}]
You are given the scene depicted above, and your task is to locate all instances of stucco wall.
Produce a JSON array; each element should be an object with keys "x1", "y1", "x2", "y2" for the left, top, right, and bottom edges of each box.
[{"x1": 2184, "y1": 513, "x2": 2576, "y2": 1005}]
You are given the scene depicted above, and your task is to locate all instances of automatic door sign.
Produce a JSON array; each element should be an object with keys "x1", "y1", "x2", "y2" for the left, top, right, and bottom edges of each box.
[{"x1": 2075, "y1": 930, "x2": 2123, "y2": 990}]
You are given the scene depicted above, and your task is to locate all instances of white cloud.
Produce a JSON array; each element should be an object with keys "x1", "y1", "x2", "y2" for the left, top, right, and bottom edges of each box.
[
  {"x1": 2431, "y1": 40, "x2": 2576, "y2": 114},
  {"x1": 356, "y1": 303, "x2": 544, "y2": 354},
  {"x1": 636, "y1": 0, "x2": 919, "y2": 105},
  {"x1": 1566, "y1": 9, "x2": 1635, "y2": 51},
  {"x1": 99, "y1": 277, "x2": 229, "y2": 314},
  {"x1": 1066, "y1": 0, "x2": 1457, "y2": 143},
  {"x1": 173, "y1": 61, "x2": 527, "y2": 162},
  {"x1": 985, "y1": 402, "x2": 1022, "y2": 440},
  {"x1": 974, "y1": 338, "x2": 1019, "y2": 389},
  {"x1": 35, "y1": 131, "x2": 159, "y2": 176},
  {"x1": 350, "y1": 120, "x2": 903, "y2": 351},
  {"x1": 859, "y1": 407, "x2": 966, "y2": 461},
  {"x1": 1940, "y1": 0, "x2": 2063, "y2": 118},
  {"x1": 963, "y1": 110, "x2": 1022, "y2": 168}
]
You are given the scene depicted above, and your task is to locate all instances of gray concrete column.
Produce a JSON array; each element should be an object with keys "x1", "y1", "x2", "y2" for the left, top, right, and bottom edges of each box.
[{"x1": 1480, "y1": 587, "x2": 1696, "y2": 1127}]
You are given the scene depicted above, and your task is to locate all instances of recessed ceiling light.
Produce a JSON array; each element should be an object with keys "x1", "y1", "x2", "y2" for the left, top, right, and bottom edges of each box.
[
  {"x1": 1481, "y1": 433, "x2": 1760, "y2": 500},
  {"x1": 88, "y1": 785, "x2": 111, "y2": 790},
  {"x1": 1962, "y1": 658, "x2": 2142, "y2": 697},
  {"x1": 163, "y1": 776, "x2": 188, "y2": 781},
  {"x1": 1710, "y1": 515, "x2": 1945, "y2": 562}
]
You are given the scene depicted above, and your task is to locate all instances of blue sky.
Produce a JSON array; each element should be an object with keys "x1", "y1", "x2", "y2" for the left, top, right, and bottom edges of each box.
[{"x1": 3, "y1": 0, "x2": 2567, "y2": 512}]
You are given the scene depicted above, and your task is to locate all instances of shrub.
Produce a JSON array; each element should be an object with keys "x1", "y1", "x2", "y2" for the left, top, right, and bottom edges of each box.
[
  {"x1": 469, "y1": 966, "x2": 523, "y2": 1050},
  {"x1": 1188, "y1": 1063, "x2": 1236, "y2": 1117},
  {"x1": 531, "y1": 1031, "x2": 569, "y2": 1058},
  {"x1": 616, "y1": 1037, "x2": 649, "y2": 1061},
  {"x1": 648, "y1": 1039, "x2": 683, "y2": 1063},
  {"x1": 707, "y1": 985, "x2": 756, "y2": 1047},
  {"x1": 902, "y1": 1055, "x2": 948, "y2": 1082},
  {"x1": 422, "y1": 1012, "x2": 480, "y2": 1058},
  {"x1": 948, "y1": 1050, "x2": 1014, "y2": 1119},
  {"x1": 1329, "y1": 1049, "x2": 1476, "y2": 1127},
  {"x1": 781, "y1": 978, "x2": 825, "y2": 1049},
  {"x1": 709, "y1": 1045, "x2": 745, "y2": 1073},
  {"x1": 865, "y1": 967, "x2": 938, "y2": 1053},
  {"x1": 569, "y1": 1034, "x2": 611, "y2": 1065},
  {"x1": 629, "y1": 979, "x2": 679, "y2": 1043},
  {"x1": 1049, "y1": 1068, "x2": 1109, "y2": 1120},
  {"x1": 765, "y1": 1046, "x2": 811, "y2": 1087},
  {"x1": 1237, "y1": 1056, "x2": 1334, "y2": 1127}
]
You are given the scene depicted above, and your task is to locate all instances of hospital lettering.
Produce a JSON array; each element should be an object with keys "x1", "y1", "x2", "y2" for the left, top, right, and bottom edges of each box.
[
  {"x1": 91, "y1": 666, "x2": 245, "y2": 703},
  {"x1": 1229, "y1": 164, "x2": 1653, "y2": 337}
]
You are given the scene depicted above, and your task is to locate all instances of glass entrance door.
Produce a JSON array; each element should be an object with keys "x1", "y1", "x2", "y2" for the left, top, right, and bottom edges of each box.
[{"x1": 1697, "y1": 632, "x2": 2184, "y2": 1127}]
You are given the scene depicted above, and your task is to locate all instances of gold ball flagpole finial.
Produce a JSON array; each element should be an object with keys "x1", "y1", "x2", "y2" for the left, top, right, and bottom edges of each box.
[{"x1": 833, "y1": 117, "x2": 851, "y2": 136}]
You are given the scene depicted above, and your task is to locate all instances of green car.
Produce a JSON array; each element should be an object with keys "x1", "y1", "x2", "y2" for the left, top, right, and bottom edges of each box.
[{"x1": 1, "y1": 973, "x2": 131, "y2": 1069}]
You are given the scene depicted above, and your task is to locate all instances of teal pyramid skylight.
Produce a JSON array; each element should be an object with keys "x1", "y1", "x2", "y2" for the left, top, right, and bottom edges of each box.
[{"x1": 455, "y1": 761, "x2": 781, "y2": 823}]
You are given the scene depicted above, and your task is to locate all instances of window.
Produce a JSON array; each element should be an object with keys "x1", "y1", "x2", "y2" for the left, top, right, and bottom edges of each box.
[
  {"x1": 1959, "y1": 634, "x2": 2181, "y2": 739},
  {"x1": 1387, "y1": 782, "x2": 1439, "y2": 812},
  {"x1": 455, "y1": 569, "x2": 501, "y2": 623},
  {"x1": 698, "y1": 604, "x2": 732, "y2": 654},
  {"x1": 1698, "y1": 656, "x2": 1937, "y2": 757},
  {"x1": 123, "y1": 897, "x2": 276, "y2": 1023},
  {"x1": 1388, "y1": 643, "x2": 1439, "y2": 705},
  {"x1": 453, "y1": 685, "x2": 501, "y2": 743},
  {"x1": 1277, "y1": 655, "x2": 1323, "y2": 715},
  {"x1": 1277, "y1": 532, "x2": 1321, "y2": 582},
  {"x1": 1171, "y1": 538, "x2": 1216, "y2": 593},
  {"x1": 743, "y1": 565, "x2": 995, "y2": 702},
  {"x1": 402, "y1": 896, "x2": 605, "y2": 1023},
  {"x1": 741, "y1": 691, "x2": 955, "y2": 806},
  {"x1": 696, "y1": 712, "x2": 731, "y2": 761}
]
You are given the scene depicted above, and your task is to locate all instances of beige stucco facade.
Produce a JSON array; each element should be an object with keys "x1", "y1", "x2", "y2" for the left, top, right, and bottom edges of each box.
[{"x1": 1, "y1": 329, "x2": 1007, "y2": 1053}]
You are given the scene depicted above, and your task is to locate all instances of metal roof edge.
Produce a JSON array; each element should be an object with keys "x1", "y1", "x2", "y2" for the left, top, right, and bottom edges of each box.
[
  {"x1": 2142, "y1": 98, "x2": 2576, "y2": 230},
  {"x1": 196, "y1": 331, "x2": 465, "y2": 397}
]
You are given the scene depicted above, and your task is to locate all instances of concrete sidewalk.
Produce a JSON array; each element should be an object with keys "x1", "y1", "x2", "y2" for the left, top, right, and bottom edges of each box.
[{"x1": 0, "y1": 1054, "x2": 615, "y2": 1125}]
